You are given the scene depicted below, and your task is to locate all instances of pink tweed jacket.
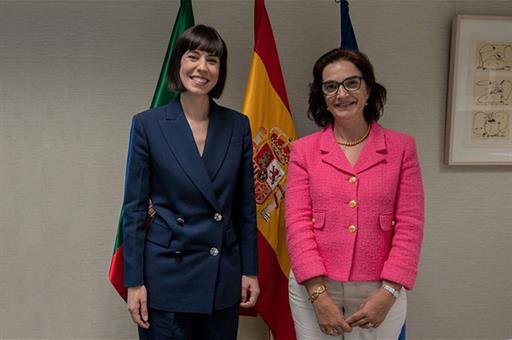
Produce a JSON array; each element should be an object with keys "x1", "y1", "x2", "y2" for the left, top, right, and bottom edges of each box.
[{"x1": 285, "y1": 122, "x2": 424, "y2": 290}]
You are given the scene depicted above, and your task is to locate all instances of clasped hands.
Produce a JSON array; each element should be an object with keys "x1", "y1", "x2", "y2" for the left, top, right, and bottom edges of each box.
[{"x1": 312, "y1": 286, "x2": 396, "y2": 337}]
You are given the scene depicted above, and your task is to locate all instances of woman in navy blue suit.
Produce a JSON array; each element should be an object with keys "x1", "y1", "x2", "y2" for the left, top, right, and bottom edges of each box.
[{"x1": 122, "y1": 25, "x2": 260, "y2": 339}]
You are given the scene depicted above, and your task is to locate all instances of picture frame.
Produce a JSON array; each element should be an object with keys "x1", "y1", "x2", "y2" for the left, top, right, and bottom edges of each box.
[{"x1": 445, "y1": 15, "x2": 512, "y2": 165}]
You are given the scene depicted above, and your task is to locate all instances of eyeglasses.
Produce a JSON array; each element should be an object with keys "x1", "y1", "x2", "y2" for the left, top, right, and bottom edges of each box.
[{"x1": 321, "y1": 76, "x2": 363, "y2": 96}]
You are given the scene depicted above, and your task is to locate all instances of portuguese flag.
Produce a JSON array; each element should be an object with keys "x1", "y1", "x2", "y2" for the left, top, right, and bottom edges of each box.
[
  {"x1": 108, "y1": 0, "x2": 194, "y2": 301},
  {"x1": 241, "y1": 0, "x2": 297, "y2": 339}
]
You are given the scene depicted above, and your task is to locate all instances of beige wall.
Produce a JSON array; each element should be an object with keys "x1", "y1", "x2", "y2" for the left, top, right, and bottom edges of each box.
[{"x1": 1, "y1": 1, "x2": 511, "y2": 339}]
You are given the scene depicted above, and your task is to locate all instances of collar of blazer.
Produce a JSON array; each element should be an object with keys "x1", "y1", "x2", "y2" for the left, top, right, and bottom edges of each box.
[
  {"x1": 320, "y1": 121, "x2": 387, "y2": 175},
  {"x1": 158, "y1": 98, "x2": 234, "y2": 211}
]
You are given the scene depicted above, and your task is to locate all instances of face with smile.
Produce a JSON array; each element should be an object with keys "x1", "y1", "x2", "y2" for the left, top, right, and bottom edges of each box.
[
  {"x1": 322, "y1": 59, "x2": 369, "y2": 123},
  {"x1": 179, "y1": 49, "x2": 220, "y2": 96}
]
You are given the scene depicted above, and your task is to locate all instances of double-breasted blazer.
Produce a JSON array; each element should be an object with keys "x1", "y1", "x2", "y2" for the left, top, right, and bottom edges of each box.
[
  {"x1": 122, "y1": 98, "x2": 258, "y2": 314},
  {"x1": 285, "y1": 122, "x2": 424, "y2": 290}
]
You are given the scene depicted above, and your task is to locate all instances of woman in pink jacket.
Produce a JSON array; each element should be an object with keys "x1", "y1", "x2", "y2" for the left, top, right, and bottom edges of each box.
[{"x1": 285, "y1": 48, "x2": 424, "y2": 339}]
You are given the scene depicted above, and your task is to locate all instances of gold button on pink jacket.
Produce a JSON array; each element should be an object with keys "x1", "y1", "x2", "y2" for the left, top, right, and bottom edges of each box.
[{"x1": 285, "y1": 122, "x2": 424, "y2": 290}]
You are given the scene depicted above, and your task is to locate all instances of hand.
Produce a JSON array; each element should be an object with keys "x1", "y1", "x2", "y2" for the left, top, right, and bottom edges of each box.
[
  {"x1": 240, "y1": 275, "x2": 260, "y2": 308},
  {"x1": 345, "y1": 287, "x2": 396, "y2": 329},
  {"x1": 127, "y1": 285, "x2": 150, "y2": 329},
  {"x1": 313, "y1": 293, "x2": 352, "y2": 336}
]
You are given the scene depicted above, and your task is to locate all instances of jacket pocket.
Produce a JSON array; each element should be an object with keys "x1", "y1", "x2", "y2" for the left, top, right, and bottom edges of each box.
[
  {"x1": 146, "y1": 221, "x2": 173, "y2": 247},
  {"x1": 312, "y1": 211, "x2": 326, "y2": 230},
  {"x1": 379, "y1": 213, "x2": 395, "y2": 231}
]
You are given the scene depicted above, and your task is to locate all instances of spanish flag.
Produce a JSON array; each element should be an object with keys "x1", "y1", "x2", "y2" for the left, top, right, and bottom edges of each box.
[{"x1": 242, "y1": 0, "x2": 296, "y2": 339}]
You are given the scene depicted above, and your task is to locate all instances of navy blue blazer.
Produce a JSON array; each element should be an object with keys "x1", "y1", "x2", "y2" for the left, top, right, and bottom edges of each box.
[{"x1": 122, "y1": 98, "x2": 258, "y2": 314}]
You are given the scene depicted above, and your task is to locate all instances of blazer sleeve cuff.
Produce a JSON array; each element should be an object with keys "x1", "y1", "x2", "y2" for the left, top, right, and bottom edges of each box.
[
  {"x1": 241, "y1": 259, "x2": 258, "y2": 276},
  {"x1": 380, "y1": 263, "x2": 418, "y2": 290},
  {"x1": 124, "y1": 271, "x2": 144, "y2": 288},
  {"x1": 292, "y1": 261, "x2": 327, "y2": 284}
]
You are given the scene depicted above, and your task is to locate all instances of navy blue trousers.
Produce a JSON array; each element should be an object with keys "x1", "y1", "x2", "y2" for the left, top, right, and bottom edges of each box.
[{"x1": 138, "y1": 304, "x2": 239, "y2": 340}]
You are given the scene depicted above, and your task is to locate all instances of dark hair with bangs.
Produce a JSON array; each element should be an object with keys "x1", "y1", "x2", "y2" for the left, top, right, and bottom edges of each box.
[
  {"x1": 308, "y1": 48, "x2": 387, "y2": 127},
  {"x1": 167, "y1": 24, "x2": 227, "y2": 99}
]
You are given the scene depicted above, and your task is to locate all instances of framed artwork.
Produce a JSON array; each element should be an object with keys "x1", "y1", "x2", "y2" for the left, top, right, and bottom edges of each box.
[{"x1": 446, "y1": 15, "x2": 512, "y2": 165}]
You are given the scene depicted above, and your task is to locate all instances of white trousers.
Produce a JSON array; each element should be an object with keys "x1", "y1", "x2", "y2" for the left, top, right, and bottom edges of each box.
[{"x1": 288, "y1": 272, "x2": 407, "y2": 340}]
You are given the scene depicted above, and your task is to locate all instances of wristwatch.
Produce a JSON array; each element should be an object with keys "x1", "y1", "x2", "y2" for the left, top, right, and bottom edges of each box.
[{"x1": 382, "y1": 284, "x2": 399, "y2": 298}]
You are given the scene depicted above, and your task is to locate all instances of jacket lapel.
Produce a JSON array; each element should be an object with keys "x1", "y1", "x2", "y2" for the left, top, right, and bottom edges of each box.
[
  {"x1": 320, "y1": 122, "x2": 387, "y2": 175},
  {"x1": 320, "y1": 126, "x2": 355, "y2": 175},
  {"x1": 202, "y1": 101, "x2": 233, "y2": 181},
  {"x1": 353, "y1": 122, "x2": 387, "y2": 174},
  {"x1": 157, "y1": 99, "x2": 221, "y2": 211}
]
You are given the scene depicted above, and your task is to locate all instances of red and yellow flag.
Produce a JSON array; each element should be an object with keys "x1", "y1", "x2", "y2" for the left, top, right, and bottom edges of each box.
[{"x1": 242, "y1": 1, "x2": 296, "y2": 339}]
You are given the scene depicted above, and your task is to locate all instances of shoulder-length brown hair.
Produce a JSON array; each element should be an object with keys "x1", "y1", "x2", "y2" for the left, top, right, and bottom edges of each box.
[{"x1": 308, "y1": 48, "x2": 386, "y2": 127}]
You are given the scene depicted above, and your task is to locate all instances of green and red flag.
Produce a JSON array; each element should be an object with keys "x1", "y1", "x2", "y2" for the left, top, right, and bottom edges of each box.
[
  {"x1": 109, "y1": 0, "x2": 194, "y2": 301},
  {"x1": 241, "y1": 0, "x2": 297, "y2": 339}
]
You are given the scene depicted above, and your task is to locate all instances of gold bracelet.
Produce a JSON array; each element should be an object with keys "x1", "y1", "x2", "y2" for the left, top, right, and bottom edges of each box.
[{"x1": 309, "y1": 284, "x2": 327, "y2": 303}]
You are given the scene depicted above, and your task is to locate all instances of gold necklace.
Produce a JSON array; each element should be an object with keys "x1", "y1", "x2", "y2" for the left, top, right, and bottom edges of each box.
[{"x1": 336, "y1": 124, "x2": 371, "y2": 147}]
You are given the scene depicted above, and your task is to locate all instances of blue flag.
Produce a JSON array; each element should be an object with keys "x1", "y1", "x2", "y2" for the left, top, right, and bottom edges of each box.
[
  {"x1": 339, "y1": 2, "x2": 405, "y2": 339},
  {"x1": 398, "y1": 322, "x2": 406, "y2": 340},
  {"x1": 339, "y1": 0, "x2": 358, "y2": 49}
]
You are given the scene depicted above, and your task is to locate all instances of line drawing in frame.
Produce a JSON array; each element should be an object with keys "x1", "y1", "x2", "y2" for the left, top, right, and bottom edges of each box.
[
  {"x1": 472, "y1": 110, "x2": 509, "y2": 139},
  {"x1": 476, "y1": 42, "x2": 512, "y2": 71},
  {"x1": 446, "y1": 15, "x2": 512, "y2": 165},
  {"x1": 473, "y1": 78, "x2": 512, "y2": 106}
]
